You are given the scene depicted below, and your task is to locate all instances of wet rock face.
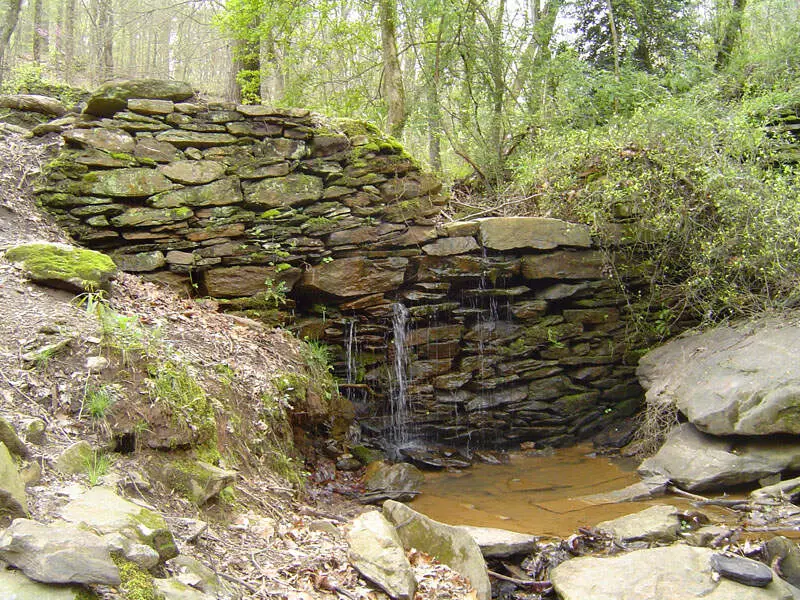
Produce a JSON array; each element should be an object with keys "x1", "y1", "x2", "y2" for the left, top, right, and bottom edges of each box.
[{"x1": 36, "y1": 80, "x2": 658, "y2": 449}]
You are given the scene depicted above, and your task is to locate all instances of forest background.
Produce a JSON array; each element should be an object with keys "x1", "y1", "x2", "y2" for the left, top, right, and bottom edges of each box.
[{"x1": 1, "y1": 0, "x2": 799, "y2": 334}]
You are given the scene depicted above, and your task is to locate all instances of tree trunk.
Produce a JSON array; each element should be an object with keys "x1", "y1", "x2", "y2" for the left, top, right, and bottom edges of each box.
[
  {"x1": 379, "y1": 0, "x2": 406, "y2": 137},
  {"x1": 225, "y1": 40, "x2": 242, "y2": 103},
  {"x1": 607, "y1": 0, "x2": 621, "y2": 83},
  {"x1": 102, "y1": 0, "x2": 113, "y2": 80},
  {"x1": 423, "y1": 14, "x2": 445, "y2": 173},
  {"x1": 260, "y1": 32, "x2": 284, "y2": 104},
  {"x1": 63, "y1": 0, "x2": 74, "y2": 82},
  {"x1": 33, "y1": 0, "x2": 43, "y2": 64},
  {"x1": 0, "y1": 0, "x2": 23, "y2": 85},
  {"x1": 716, "y1": 0, "x2": 746, "y2": 70}
]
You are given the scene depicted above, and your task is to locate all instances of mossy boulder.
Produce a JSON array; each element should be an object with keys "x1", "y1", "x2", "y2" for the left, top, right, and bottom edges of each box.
[
  {"x1": 85, "y1": 79, "x2": 194, "y2": 117},
  {"x1": 0, "y1": 441, "x2": 28, "y2": 521},
  {"x1": 63, "y1": 128, "x2": 135, "y2": 153},
  {"x1": 0, "y1": 417, "x2": 29, "y2": 457},
  {"x1": 159, "y1": 160, "x2": 225, "y2": 185},
  {"x1": 4, "y1": 242, "x2": 117, "y2": 294},
  {"x1": 60, "y1": 486, "x2": 178, "y2": 562},
  {"x1": 0, "y1": 94, "x2": 67, "y2": 116},
  {"x1": 151, "y1": 460, "x2": 237, "y2": 505},
  {"x1": 53, "y1": 440, "x2": 95, "y2": 475},
  {"x1": 81, "y1": 167, "x2": 177, "y2": 197},
  {"x1": 242, "y1": 173, "x2": 323, "y2": 208}
]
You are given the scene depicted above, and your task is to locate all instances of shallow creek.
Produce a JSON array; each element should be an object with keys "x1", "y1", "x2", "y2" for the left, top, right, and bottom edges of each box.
[{"x1": 411, "y1": 445, "x2": 700, "y2": 538}]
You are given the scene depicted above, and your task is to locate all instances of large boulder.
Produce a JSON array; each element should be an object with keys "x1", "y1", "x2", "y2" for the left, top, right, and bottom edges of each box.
[
  {"x1": 382, "y1": 500, "x2": 491, "y2": 600},
  {"x1": 4, "y1": 242, "x2": 117, "y2": 294},
  {"x1": 59, "y1": 486, "x2": 178, "y2": 561},
  {"x1": 85, "y1": 79, "x2": 194, "y2": 117},
  {"x1": 637, "y1": 318, "x2": 800, "y2": 436},
  {"x1": 0, "y1": 441, "x2": 27, "y2": 521},
  {"x1": 551, "y1": 545, "x2": 798, "y2": 600},
  {"x1": 347, "y1": 510, "x2": 417, "y2": 600},
  {"x1": 638, "y1": 423, "x2": 800, "y2": 492},
  {"x1": 0, "y1": 518, "x2": 120, "y2": 585},
  {"x1": 364, "y1": 461, "x2": 424, "y2": 503}
]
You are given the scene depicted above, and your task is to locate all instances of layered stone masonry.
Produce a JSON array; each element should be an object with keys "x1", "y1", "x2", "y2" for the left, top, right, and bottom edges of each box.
[{"x1": 36, "y1": 85, "x2": 644, "y2": 448}]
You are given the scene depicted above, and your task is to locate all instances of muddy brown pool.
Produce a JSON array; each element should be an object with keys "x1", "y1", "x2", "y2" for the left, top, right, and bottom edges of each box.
[{"x1": 411, "y1": 445, "x2": 694, "y2": 538}]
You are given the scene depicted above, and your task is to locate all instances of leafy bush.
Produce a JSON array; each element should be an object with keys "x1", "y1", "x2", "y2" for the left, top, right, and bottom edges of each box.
[
  {"x1": 513, "y1": 93, "x2": 800, "y2": 325},
  {"x1": 1, "y1": 64, "x2": 88, "y2": 107}
]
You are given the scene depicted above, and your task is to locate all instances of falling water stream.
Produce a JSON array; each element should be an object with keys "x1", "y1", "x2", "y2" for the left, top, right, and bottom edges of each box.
[{"x1": 389, "y1": 303, "x2": 412, "y2": 447}]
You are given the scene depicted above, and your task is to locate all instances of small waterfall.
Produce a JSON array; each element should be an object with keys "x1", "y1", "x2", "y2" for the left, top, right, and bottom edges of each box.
[
  {"x1": 345, "y1": 320, "x2": 358, "y2": 385},
  {"x1": 389, "y1": 302, "x2": 411, "y2": 447}
]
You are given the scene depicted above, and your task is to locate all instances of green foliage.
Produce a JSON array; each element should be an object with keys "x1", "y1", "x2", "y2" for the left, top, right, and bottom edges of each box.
[
  {"x1": 146, "y1": 359, "x2": 216, "y2": 442},
  {"x1": 98, "y1": 307, "x2": 160, "y2": 366},
  {"x1": 84, "y1": 450, "x2": 111, "y2": 486},
  {"x1": 112, "y1": 555, "x2": 159, "y2": 600},
  {"x1": 300, "y1": 338, "x2": 333, "y2": 381},
  {"x1": 235, "y1": 69, "x2": 261, "y2": 104},
  {"x1": 0, "y1": 63, "x2": 88, "y2": 106},
  {"x1": 84, "y1": 385, "x2": 117, "y2": 420},
  {"x1": 513, "y1": 91, "x2": 800, "y2": 325},
  {"x1": 263, "y1": 278, "x2": 289, "y2": 307}
]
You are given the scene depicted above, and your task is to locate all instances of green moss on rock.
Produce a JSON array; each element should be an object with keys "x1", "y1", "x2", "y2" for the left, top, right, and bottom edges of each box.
[
  {"x1": 112, "y1": 555, "x2": 159, "y2": 600},
  {"x1": 4, "y1": 242, "x2": 117, "y2": 293}
]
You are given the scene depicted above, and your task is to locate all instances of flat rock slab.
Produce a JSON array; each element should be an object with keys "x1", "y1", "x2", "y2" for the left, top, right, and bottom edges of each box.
[
  {"x1": 458, "y1": 526, "x2": 537, "y2": 558},
  {"x1": 578, "y1": 476, "x2": 669, "y2": 504},
  {"x1": 551, "y1": 545, "x2": 797, "y2": 600},
  {"x1": 382, "y1": 500, "x2": 491, "y2": 600},
  {"x1": 596, "y1": 504, "x2": 681, "y2": 543},
  {"x1": 85, "y1": 79, "x2": 194, "y2": 116},
  {"x1": 478, "y1": 217, "x2": 591, "y2": 251},
  {"x1": 0, "y1": 94, "x2": 66, "y2": 116},
  {"x1": 347, "y1": 510, "x2": 416, "y2": 600},
  {"x1": 0, "y1": 518, "x2": 120, "y2": 585},
  {"x1": 638, "y1": 423, "x2": 800, "y2": 492},
  {"x1": 711, "y1": 554, "x2": 773, "y2": 587},
  {"x1": 0, "y1": 568, "x2": 87, "y2": 599},
  {"x1": 60, "y1": 486, "x2": 177, "y2": 561},
  {"x1": 637, "y1": 318, "x2": 800, "y2": 436}
]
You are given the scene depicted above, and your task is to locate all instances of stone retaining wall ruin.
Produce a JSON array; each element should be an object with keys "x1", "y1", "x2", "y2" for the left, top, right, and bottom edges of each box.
[{"x1": 35, "y1": 80, "x2": 645, "y2": 448}]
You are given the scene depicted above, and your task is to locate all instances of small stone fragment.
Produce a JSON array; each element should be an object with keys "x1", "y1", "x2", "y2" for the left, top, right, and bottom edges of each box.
[{"x1": 710, "y1": 553, "x2": 773, "y2": 587}]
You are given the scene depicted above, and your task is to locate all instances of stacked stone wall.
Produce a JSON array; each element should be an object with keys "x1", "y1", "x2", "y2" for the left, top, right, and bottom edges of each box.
[{"x1": 36, "y1": 82, "x2": 645, "y2": 448}]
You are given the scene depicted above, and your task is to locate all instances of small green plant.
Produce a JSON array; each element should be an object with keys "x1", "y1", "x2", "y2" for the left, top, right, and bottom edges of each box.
[
  {"x1": 85, "y1": 385, "x2": 116, "y2": 420},
  {"x1": 146, "y1": 358, "x2": 217, "y2": 445},
  {"x1": 85, "y1": 450, "x2": 111, "y2": 486},
  {"x1": 73, "y1": 290, "x2": 107, "y2": 315},
  {"x1": 98, "y1": 308, "x2": 159, "y2": 366},
  {"x1": 546, "y1": 327, "x2": 566, "y2": 349},
  {"x1": 321, "y1": 256, "x2": 334, "y2": 264},
  {"x1": 263, "y1": 278, "x2": 289, "y2": 307},
  {"x1": 301, "y1": 338, "x2": 333, "y2": 378}
]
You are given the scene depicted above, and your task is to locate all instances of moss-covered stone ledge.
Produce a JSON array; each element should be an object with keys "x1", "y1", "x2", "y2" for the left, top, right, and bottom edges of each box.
[{"x1": 32, "y1": 79, "x2": 657, "y2": 449}]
